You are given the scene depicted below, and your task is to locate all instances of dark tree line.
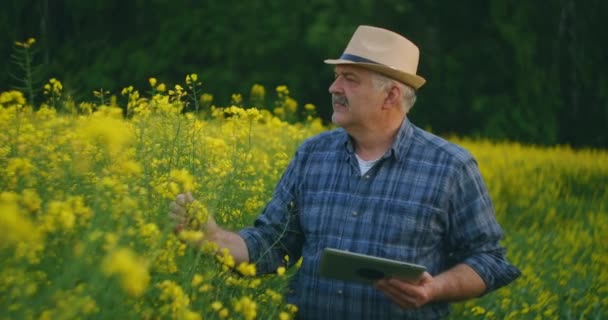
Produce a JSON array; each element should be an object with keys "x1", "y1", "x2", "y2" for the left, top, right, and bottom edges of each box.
[{"x1": 2, "y1": 0, "x2": 606, "y2": 148}]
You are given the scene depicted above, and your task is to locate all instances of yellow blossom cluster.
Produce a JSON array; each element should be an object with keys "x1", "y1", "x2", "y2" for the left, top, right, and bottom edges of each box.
[
  {"x1": 15, "y1": 37, "x2": 36, "y2": 48},
  {"x1": 0, "y1": 90, "x2": 26, "y2": 107},
  {"x1": 102, "y1": 247, "x2": 150, "y2": 297},
  {"x1": 43, "y1": 78, "x2": 63, "y2": 96},
  {"x1": 157, "y1": 280, "x2": 200, "y2": 320}
]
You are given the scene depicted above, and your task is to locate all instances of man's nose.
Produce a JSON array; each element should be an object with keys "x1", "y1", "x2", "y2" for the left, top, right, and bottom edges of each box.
[{"x1": 328, "y1": 78, "x2": 341, "y2": 94}]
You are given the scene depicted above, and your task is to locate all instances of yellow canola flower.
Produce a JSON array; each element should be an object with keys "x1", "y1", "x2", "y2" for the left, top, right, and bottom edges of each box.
[
  {"x1": 43, "y1": 200, "x2": 75, "y2": 230},
  {"x1": 40, "y1": 196, "x2": 92, "y2": 233},
  {"x1": 471, "y1": 305, "x2": 486, "y2": 315},
  {"x1": 177, "y1": 230, "x2": 204, "y2": 244},
  {"x1": 170, "y1": 168, "x2": 196, "y2": 193},
  {"x1": 109, "y1": 159, "x2": 142, "y2": 176},
  {"x1": 236, "y1": 262, "x2": 257, "y2": 277},
  {"x1": 276, "y1": 85, "x2": 289, "y2": 95},
  {"x1": 75, "y1": 115, "x2": 132, "y2": 156},
  {"x1": 265, "y1": 289, "x2": 283, "y2": 303},
  {"x1": 273, "y1": 107, "x2": 285, "y2": 117},
  {"x1": 7, "y1": 157, "x2": 34, "y2": 176},
  {"x1": 0, "y1": 193, "x2": 41, "y2": 247},
  {"x1": 79, "y1": 102, "x2": 95, "y2": 114},
  {"x1": 284, "y1": 97, "x2": 298, "y2": 113},
  {"x1": 231, "y1": 93, "x2": 243, "y2": 105},
  {"x1": 5, "y1": 157, "x2": 35, "y2": 187},
  {"x1": 152, "y1": 169, "x2": 198, "y2": 199},
  {"x1": 20, "y1": 188, "x2": 41, "y2": 213},
  {"x1": 14, "y1": 37, "x2": 36, "y2": 48},
  {"x1": 233, "y1": 296, "x2": 257, "y2": 320},
  {"x1": 102, "y1": 247, "x2": 150, "y2": 297},
  {"x1": 43, "y1": 78, "x2": 63, "y2": 96},
  {"x1": 304, "y1": 103, "x2": 315, "y2": 111},
  {"x1": 219, "y1": 308, "x2": 229, "y2": 318},
  {"x1": 216, "y1": 248, "x2": 235, "y2": 269},
  {"x1": 38, "y1": 284, "x2": 99, "y2": 319},
  {"x1": 153, "y1": 236, "x2": 186, "y2": 274},
  {"x1": 191, "y1": 274, "x2": 204, "y2": 287},
  {"x1": 185, "y1": 73, "x2": 198, "y2": 85},
  {"x1": 186, "y1": 200, "x2": 209, "y2": 230},
  {"x1": 156, "y1": 280, "x2": 197, "y2": 318},
  {"x1": 211, "y1": 301, "x2": 223, "y2": 311},
  {"x1": 277, "y1": 266, "x2": 286, "y2": 276},
  {"x1": 121, "y1": 85, "x2": 134, "y2": 96},
  {"x1": 200, "y1": 93, "x2": 213, "y2": 105},
  {"x1": 250, "y1": 84, "x2": 266, "y2": 100},
  {"x1": 139, "y1": 222, "x2": 161, "y2": 247},
  {"x1": 286, "y1": 304, "x2": 298, "y2": 314},
  {"x1": 0, "y1": 90, "x2": 26, "y2": 106}
]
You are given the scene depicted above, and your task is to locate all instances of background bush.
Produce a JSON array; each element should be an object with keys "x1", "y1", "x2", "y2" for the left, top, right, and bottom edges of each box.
[{"x1": 1, "y1": 0, "x2": 607, "y2": 148}]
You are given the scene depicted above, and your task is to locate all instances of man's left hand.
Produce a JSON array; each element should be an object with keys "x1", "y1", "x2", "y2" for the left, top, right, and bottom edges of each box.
[{"x1": 374, "y1": 272, "x2": 437, "y2": 309}]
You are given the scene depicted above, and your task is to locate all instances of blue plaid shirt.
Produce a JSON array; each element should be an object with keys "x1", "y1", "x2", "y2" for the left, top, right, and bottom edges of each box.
[{"x1": 239, "y1": 118, "x2": 520, "y2": 319}]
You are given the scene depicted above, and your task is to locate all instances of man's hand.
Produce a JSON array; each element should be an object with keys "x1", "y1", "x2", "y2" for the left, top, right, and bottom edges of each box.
[
  {"x1": 374, "y1": 272, "x2": 437, "y2": 309},
  {"x1": 169, "y1": 192, "x2": 194, "y2": 234},
  {"x1": 168, "y1": 192, "x2": 250, "y2": 264},
  {"x1": 169, "y1": 192, "x2": 218, "y2": 236}
]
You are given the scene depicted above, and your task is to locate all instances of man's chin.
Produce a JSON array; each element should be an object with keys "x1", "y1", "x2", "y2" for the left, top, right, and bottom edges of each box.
[{"x1": 331, "y1": 113, "x2": 347, "y2": 127}]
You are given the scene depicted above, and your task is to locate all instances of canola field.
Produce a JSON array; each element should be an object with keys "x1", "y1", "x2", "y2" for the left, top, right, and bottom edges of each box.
[{"x1": 0, "y1": 81, "x2": 606, "y2": 319}]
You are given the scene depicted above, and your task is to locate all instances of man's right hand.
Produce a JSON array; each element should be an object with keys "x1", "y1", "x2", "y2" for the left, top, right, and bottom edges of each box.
[
  {"x1": 169, "y1": 192, "x2": 251, "y2": 265},
  {"x1": 169, "y1": 192, "x2": 218, "y2": 237}
]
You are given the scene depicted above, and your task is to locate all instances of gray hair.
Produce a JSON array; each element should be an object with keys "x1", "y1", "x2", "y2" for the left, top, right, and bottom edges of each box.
[{"x1": 371, "y1": 73, "x2": 417, "y2": 113}]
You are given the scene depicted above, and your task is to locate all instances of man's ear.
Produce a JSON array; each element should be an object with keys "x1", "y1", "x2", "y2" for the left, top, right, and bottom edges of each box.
[{"x1": 382, "y1": 85, "x2": 401, "y2": 110}]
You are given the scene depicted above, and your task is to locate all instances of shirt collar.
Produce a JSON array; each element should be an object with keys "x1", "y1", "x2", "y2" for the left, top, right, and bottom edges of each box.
[{"x1": 342, "y1": 117, "x2": 414, "y2": 162}]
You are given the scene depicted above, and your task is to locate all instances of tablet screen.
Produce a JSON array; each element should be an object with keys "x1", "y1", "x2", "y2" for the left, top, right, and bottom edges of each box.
[{"x1": 319, "y1": 248, "x2": 426, "y2": 285}]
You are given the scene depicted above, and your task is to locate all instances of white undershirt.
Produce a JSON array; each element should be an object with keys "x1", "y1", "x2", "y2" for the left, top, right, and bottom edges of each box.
[{"x1": 355, "y1": 154, "x2": 380, "y2": 175}]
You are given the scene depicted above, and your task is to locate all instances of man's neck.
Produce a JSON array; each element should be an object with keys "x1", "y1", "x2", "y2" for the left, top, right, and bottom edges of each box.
[{"x1": 350, "y1": 117, "x2": 405, "y2": 161}]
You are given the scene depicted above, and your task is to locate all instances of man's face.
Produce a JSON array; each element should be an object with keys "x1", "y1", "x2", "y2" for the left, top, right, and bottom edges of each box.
[{"x1": 329, "y1": 65, "x2": 385, "y2": 129}]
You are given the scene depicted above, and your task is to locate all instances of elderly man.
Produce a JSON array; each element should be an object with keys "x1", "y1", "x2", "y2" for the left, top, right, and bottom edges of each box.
[{"x1": 171, "y1": 25, "x2": 520, "y2": 319}]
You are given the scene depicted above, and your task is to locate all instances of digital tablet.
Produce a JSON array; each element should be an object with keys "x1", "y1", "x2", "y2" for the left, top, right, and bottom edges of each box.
[{"x1": 319, "y1": 248, "x2": 426, "y2": 285}]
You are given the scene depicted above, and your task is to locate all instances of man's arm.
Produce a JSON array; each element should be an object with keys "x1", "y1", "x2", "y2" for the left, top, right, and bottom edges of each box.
[
  {"x1": 376, "y1": 156, "x2": 520, "y2": 309},
  {"x1": 374, "y1": 263, "x2": 485, "y2": 309},
  {"x1": 430, "y1": 263, "x2": 486, "y2": 301},
  {"x1": 205, "y1": 226, "x2": 250, "y2": 265}
]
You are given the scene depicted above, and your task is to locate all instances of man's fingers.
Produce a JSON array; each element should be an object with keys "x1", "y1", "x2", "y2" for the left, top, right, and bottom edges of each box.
[
  {"x1": 175, "y1": 192, "x2": 196, "y2": 207},
  {"x1": 375, "y1": 279, "x2": 421, "y2": 309},
  {"x1": 170, "y1": 193, "x2": 202, "y2": 235},
  {"x1": 185, "y1": 192, "x2": 194, "y2": 203},
  {"x1": 168, "y1": 211, "x2": 186, "y2": 224},
  {"x1": 169, "y1": 202, "x2": 186, "y2": 215},
  {"x1": 175, "y1": 194, "x2": 187, "y2": 206},
  {"x1": 376, "y1": 282, "x2": 411, "y2": 308},
  {"x1": 168, "y1": 211, "x2": 183, "y2": 220}
]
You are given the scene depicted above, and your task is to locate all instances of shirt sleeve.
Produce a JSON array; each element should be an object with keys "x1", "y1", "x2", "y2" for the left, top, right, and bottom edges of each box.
[
  {"x1": 446, "y1": 157, "x2": 521, "y2": 293},
  {"x1": 238, "y1": 151, "x2": 305, "y2": 275}
]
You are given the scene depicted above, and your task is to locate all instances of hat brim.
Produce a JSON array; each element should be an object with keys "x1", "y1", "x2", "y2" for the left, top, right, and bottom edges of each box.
[{"x1": 324, "y1": 59, "x2": 426, "y2": 90}]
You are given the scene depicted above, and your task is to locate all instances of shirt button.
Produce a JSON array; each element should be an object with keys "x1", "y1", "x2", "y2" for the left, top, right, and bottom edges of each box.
[
  {"x1": 364, "y1": 175, "x2": 370, "y2": 179},
  {"x1": 352, "y1": 211, "x2": 358, "y2": 216},
  {"x1": 338, "y1": 290, "x2": 343, "y2": 295}
]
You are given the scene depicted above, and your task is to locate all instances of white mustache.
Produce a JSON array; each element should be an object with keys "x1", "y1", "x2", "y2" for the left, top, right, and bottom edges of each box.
[{"x1": 332, "y1": 95, "x2": 349, "y2": 107}]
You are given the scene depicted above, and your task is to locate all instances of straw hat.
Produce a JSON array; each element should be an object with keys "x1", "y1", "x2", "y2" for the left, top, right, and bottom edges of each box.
[{"x1": 324, "y1": 25, "x2": 426, "y2": 89}]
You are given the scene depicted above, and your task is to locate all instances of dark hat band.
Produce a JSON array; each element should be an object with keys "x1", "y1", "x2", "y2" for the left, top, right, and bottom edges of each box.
[{"x1": 340, "y1": 53, "x2": 383, "y2": 65}]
